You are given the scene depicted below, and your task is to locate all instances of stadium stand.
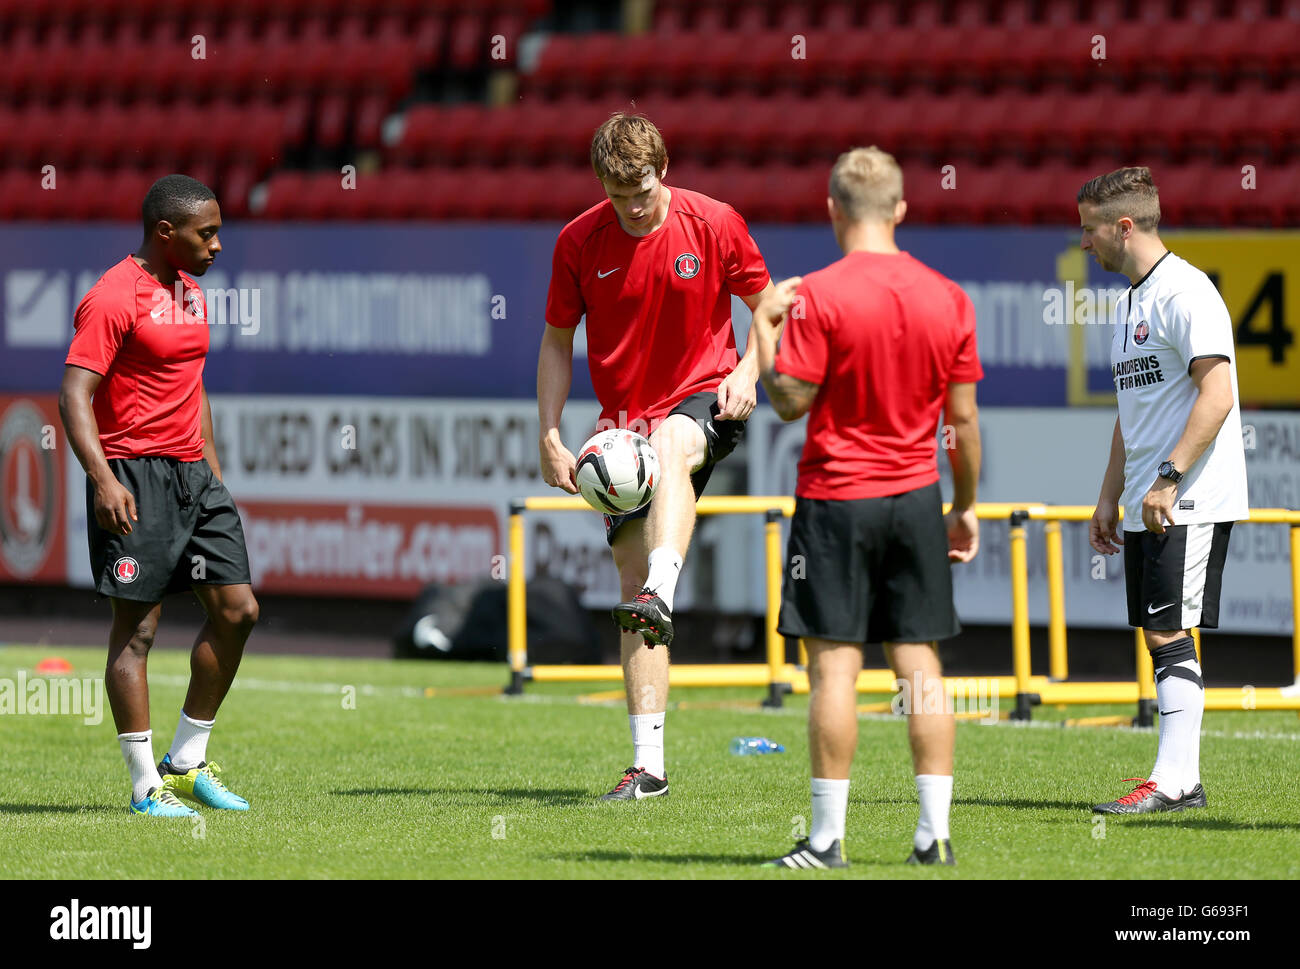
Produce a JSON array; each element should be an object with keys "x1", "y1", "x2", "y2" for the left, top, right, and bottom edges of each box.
[{"x1": 0, "y1": 0, "x2": 1295, "y2": 223}]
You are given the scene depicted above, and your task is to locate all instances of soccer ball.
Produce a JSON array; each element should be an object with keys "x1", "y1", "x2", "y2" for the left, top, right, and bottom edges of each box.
[{"x1": 574, "y1": 429, "x2": 659, "y2": 515}]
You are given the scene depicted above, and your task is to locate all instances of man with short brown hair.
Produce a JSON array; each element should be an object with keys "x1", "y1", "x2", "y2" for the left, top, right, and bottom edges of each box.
[
  {"x1": 538, "y1": 113, "x2": 775, "y2": 800},
  {"x1": 1081, "y1": 166, "x2": 1248, "y2": 815}
]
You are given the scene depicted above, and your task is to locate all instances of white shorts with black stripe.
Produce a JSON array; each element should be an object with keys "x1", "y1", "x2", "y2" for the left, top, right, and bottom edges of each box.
[{"x1": 1124, "y1": 522, "x2": 1234, "y2": 631}]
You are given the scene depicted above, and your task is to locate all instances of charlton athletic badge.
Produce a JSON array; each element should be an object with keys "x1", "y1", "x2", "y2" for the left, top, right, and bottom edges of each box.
[
  {"x1": 185, "y1": 288, "x2": 205, "y2": 320},
  {"x1": 114, "y1": 556, "x2": 140, "y2": 583},
  {"x1": 1133, "y1": 320, "x2": 1149, "y2": 345},
  {"x1": 674, "y1": 253, "x2": 700, "y2": 279}
]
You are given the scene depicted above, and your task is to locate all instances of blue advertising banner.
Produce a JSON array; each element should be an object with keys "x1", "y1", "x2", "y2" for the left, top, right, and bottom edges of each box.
[{"x1": 1, "y1": 223, "x2": 1111, "y2": 404}]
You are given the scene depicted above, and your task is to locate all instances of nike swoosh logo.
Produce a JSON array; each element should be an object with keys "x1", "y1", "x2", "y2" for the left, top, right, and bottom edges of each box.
[
  {"x1": 1159, "y1": 709, "x2": 1183, "y2": 716},
  {"x1": 597, "y1": 268, "x2": 621, "y2": 278},
  {"x1": 653, "y1": 724, "x2": 662, "y2": 730},
  {"x1": 634, "y1": 784, "x2": 667, "y2": 799},
  {"x1": 1147, "y1": 601, "x2": 1177, "y2": 614},
  {"x1": 150, "y1": 302, "x2": 170, "y2": 319}
]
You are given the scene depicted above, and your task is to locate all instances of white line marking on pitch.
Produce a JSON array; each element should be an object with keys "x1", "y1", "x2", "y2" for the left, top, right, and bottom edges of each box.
[{"x1": 3, "y1": 664, "x2": 1296, "y2": 741}]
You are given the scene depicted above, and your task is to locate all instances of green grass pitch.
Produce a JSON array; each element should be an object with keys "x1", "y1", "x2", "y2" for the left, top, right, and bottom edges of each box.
[{"x1": 2, "y1": 644, "x2": 1297, "y2": 879}]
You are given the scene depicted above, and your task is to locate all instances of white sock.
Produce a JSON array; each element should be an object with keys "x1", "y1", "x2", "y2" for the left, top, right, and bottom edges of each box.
[
  {"x1": 119, "y1": 730, "x2": 164, "y2": 803},
  {"x1": 1148, "y1": 639, "x2": 1204, "y2": 796},
  {"x1": 168, "y1": 710, "x2": 215, "y2": 771},
  {"x1": 809, "y1": 777, "x2": 850, "y2": 852},
  {"x1": 644, "y1": 547, "x2": 683, "y2": 612},
  {"x1": 915, "y1": 774, "x2": 953, "y2": 850},
  {"x1": 630, "y1": 712, "x2": 666, "y2": 778}
]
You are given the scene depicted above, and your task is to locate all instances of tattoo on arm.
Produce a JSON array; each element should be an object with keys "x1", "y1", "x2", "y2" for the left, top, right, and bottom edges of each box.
[{"x1": 760, "y1": 366, "x2": 819, "y2": 421}]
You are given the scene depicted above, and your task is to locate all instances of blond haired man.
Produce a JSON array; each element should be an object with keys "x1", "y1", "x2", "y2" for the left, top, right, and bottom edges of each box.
[
  {"x1": 753, "y1": 147, "x2": 983, "y2": 867},
  {"x1": 1082, "y1": 167, "x2": 1248, "y2": 814},
  {"x1": 539, "y1": 113, "x2": 775, "y2": 800}
]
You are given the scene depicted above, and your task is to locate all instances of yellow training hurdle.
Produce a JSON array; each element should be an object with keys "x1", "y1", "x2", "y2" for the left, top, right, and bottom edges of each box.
[{"x1": 505, "y1": 496, "x2": 1300, "y2": 722}]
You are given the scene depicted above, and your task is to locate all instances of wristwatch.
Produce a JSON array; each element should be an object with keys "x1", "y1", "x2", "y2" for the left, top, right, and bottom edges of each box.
[{"x1": 1157, "y1": 460, "x2": 1183, "y2": 483}]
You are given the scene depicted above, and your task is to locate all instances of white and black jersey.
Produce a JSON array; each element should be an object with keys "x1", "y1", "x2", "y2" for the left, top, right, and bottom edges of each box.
[{"x1": 1111, "y1": 252, "x2": 1249, "y2": 531}]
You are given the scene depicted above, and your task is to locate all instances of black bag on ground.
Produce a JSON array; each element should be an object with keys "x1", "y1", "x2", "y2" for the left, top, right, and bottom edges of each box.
[{"x1": 393, "y1": 576, "x2": 601, "y2": 664}]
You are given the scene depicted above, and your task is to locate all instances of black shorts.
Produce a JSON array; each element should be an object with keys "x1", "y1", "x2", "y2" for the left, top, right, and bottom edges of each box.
[
  {"x1": 87, "y1": 456, "x2": 253, "y2": 603},
  {"x1": 778, "y1": 483, "x2": 960, "y2": 645},
  {"x1": 602, "y1": 390, "x2": 746, "y2": 546},
  {"x1": 1124, "y1": 522, "x2": 1233, "y2": 631}
]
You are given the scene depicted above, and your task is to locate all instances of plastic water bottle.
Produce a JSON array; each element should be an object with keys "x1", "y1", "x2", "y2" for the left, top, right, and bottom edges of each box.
[{"x1": 730, "y1": 736, "x2": 785, "y2": 756}]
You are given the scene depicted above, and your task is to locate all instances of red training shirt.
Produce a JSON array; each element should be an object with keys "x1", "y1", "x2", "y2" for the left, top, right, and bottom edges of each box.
[
  {"x1": 65, "y1": 256, "x2": 209, "y2": 461},
  {"x1": 546, "y1": 186, "x2": 770, "y2": 431},
  {"x1": 775, "y1": 251, "x2": 982, "y2": 500}
]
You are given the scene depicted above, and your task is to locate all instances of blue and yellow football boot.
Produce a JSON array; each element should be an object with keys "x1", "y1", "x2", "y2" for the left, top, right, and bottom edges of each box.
[
  {"x1": 130, "y1": 786, "x2": 199, "y2": 818},
  {"x1": 158, "y1": 754, "x2": 250, "y2": 811}
]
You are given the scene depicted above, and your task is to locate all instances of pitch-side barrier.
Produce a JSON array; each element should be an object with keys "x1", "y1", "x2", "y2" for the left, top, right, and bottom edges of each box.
[{"x1": 504, "y1": 496, "x2": 1300, "y2": 723}]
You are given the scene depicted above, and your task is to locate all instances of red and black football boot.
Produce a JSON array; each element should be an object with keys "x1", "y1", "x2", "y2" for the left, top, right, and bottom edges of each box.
[
  {"x1": 611, "y1": 587, "x2": 674, "y2": 647},
  {"x1": 600, "y1": 766, "x2": 669, "y2": 801},
  {"x1": 1093, "y1": 777, "x2": 1206, "y2": 814}
]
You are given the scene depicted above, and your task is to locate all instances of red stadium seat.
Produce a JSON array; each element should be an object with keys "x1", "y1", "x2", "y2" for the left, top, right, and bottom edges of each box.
[
  {"x1": 943, "y1": 93, "x2": 1013, "y2": 163},
  {"x1": 733, "y1": 4, "x2": 768, "y2": 33},
  {"x1": 1136, "y1": 20, "x2": 1215, "y2": 87},
  {"x1": 1230, "y1": 164, "x2": 1297, "y2": 227},
  {"x1": 1036, "y1": 0, "x2": 1076, "y2": 26},
  {"x1": 1155, "y1": 166, "x2": 1221, "y2": 227},
  {"x1": 86, "y1": 101, "x2": 135, "y2": 167},
  {"x1": 759, "y1": 164, "x2": 825, "y2": 221},
  {"x1": 653, "y1": 5, "x2": 690, "y2": 36},
  {"x1": 899, "y1": 162, "x2": 956, "y2": 223},
  {"x1": 661, "y1": 33, "x2": 722, "y2": 93},
  {"x1": 407, "y1": 15, "x2": 445, "y2": 69},
  {"x1": 1091, "y1": 0, "x2": 1127, "y2": 26},
  {"x1": 694, "y1": 5, "x2": 727, "y2": 35},
  {"x1": 448, "y1": 12, "x2": 487, "y2": 71},
  {"x1": 316, "y1": 95, "x2": 351, "y2": 150},
  {"x1": 0, "y1": 169, "x2": 34, "y2": 219},
  {"x1": 1135, "y1": 0, "x2": 1178, "y2": 25},
  {"x1": 820, "y1": 2, "x2": 857, "y2": 31},
  {"x1": 0, "y1": 109, "x2": 20, "y2": 167},
  {"x1": 861, "y1": 1, "x2": 898, "y2": 30},
  {"x1": 1234, "y1": 90, "x2": 1300, "y2": 161},
  {"x1": 618, "y1": 34, "x2": 664, "y2": 94},
  {"x1": 397, "y1": 105, "x2": 447, "y2": 161},
  {"x1": 919, "y1": 26, "x2": 972, "y2": 87},
  {"x1": 530, "y1": 34, "x2": 581, "y2": 94},
  {"x1": 104, "y1": 170, "x2": 154, "y2": 220},
  {"x1": 354, "y1": 95, "x2": 390, "y2": 151},
  {"x1": 859, "y1": 96, "x2": 923, "y2": 159},
  {"x1": 950, "y1": 0, "x2": 990, "y2": 27},
  {"x1": 220, "y1": 164, "x2": 258, "y2": 218},
  {"x1": 434, "y1": 104, "x2": 492, "y2": 162},
  {"x1": 905, "y1": 0, "x2": 945, "y2": 29},
  {"x1": 420, "y1": 168, "x2": 471, "y2": 219}
]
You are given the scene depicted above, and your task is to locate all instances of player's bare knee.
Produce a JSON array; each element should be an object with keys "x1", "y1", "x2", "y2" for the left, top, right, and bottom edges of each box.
[
  {"x1": 121, "y1": 620, "x2": 156, "y2": 655},
  {"x1": 219, "y1": 594, "x2": 259, "y2": 632},
  {"x1": 885, "y1": 641, "x2": 942, "y2": 676},
  {"x1": 1142, "y1": 627, "x2": 1188, "y2": 650},
  {"x1": 110, "y1": 606, "x2": 158, "y2": 655},
  {"x1": 649, "y1": 416, "x2": 705, "y2": 471}
]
